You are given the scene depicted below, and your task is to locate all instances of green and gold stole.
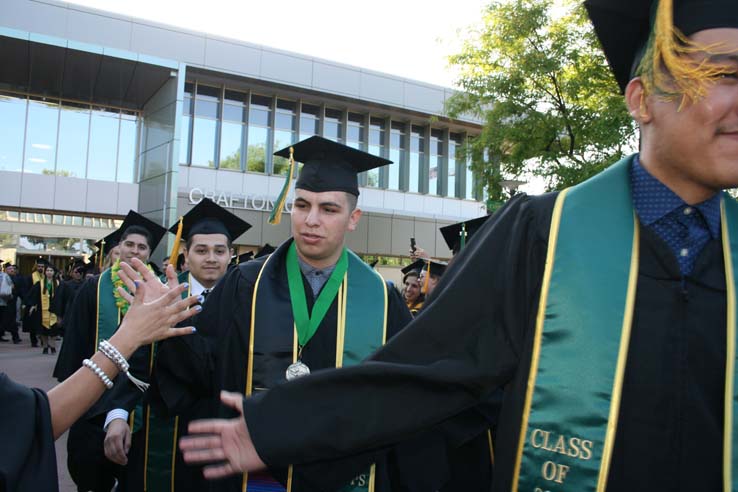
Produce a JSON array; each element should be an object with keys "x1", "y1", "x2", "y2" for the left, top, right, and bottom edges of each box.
[
  {"x1": 140, "y1": 270, "x2": 192, "y2": 492},
  {"x1": 244, "y1": 242, "x2": 388, "y2": 492},
  {"x1": 512, "y1": 155, "x2": 738, "y2": 492}
]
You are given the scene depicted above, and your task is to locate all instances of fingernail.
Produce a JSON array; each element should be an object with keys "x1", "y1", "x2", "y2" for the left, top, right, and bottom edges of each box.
[
  {"x1": 191, "y1": 327, "x2": 198, "y2": 333},
  {"x1": 195, "y1": 305, "x2": 203, "y2": 312},
  {"x1": 134, "y1": 280, "x2": 140, "y2": 286},
  {"x1": 197, "y1": 295, "x2": 205, "y2": 303},
  {"x1": 182, "y1": 282, "x2": 189, "y2": 289}
]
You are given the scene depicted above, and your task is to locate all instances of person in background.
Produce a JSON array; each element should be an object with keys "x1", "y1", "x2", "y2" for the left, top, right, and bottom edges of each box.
[
  {"x1": 28, "y1": 264, "x2": 60, "y2": 354},
  {"x1": 400, "y1": 268, "x2": 423, "y2": 316}
]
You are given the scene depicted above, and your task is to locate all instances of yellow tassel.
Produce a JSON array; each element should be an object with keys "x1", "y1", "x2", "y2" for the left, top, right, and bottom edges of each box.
[
  {"x1": 170, "y1": 216, "x2": 184, "y2": 266},
  {"x1": 640, "y1": 0, "x2": 735, "y2": 109},
  {"x1": 422, "y1": 260, "x2": 431, "y2": 294},
  {"x1": 98, "y1": 239, "x2": 105, "y2": 270},
  {"x1": 268, "y1": 147, "x2": 296, "y2": 225}
]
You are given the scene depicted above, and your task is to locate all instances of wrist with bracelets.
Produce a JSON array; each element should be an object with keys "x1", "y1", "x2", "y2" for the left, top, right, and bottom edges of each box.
[
  {"x1": 99, "y1": 339, "x2": 150, "y2": 392},
  {"x1": 83, "y1": 358, "x2": 114, "y2": 389}
]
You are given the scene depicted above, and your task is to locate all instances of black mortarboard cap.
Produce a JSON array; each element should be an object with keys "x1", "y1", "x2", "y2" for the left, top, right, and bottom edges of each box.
[
  {"x1": 255, "y1": 243, "x2": 276, "y2": 259},
  {"x1": 400, "y1": 259, "x2": 447, "y2": 277},
  {"x1": 170, "y1": 198, "x2": 251, "y2": 242},
  {"x1": 585, "y1": 0, "x2": 738, "y2": 92},
  {"x1": 231, "y1": 251, "x2": 254, "y2": 264},
  {"x1": 273, "y1": 136, "x2": 392, "y2": 197},
  {"x1": 95, "y1": 230, "x2": 122, "y2": 252},
  {"x1": 440, "y1": 215, "x2": 491, "y2": 253}
]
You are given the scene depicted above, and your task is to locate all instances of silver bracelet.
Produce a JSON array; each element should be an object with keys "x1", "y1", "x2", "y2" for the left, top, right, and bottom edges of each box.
[
  {"x1": 82, "y1": 358, "x2": 114, "y2": 389},
  {"x1": 98, "y1": 339, "x2": 150, "y2": 392},
  {"x1": 99, "y1": 340, "x2": 129, "y2": 373}
]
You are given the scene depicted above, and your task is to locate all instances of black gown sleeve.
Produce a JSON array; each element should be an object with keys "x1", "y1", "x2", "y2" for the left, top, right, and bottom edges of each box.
[
  {"x1": 53, "y1": 276, "x2": 98, "y2": 381},
  {"x1": 385, "y1": 282, "x2": 413, "y2": 340},
  {"x1": 243, "y1": 193, "x2": 551, "y2": 468},
  {"x1": 0, "y1": 373, "x2": 58, "y2": 491},
  {"x1": 151, "y1": 264, "x2": 259, "y2": 416}
]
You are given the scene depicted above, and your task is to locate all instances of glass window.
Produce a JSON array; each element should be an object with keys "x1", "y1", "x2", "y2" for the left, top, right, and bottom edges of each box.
[
  {"x1": 88, "y1": 108, "x2": 120, "y2": 181},
  {"x1": 366, "y1": 118, "x2": 385, "y2": 188},
  {"x1": 183, "y1": 82, "x2": 194, "y2": 116},
  {"x1": 428, "y1": 129, "x2": 444, "y2": 196},
  {"x1": 24, "y1": 98, "x2": 59, "y2": 175},
  {"x1": 195, "y1": 84, "x2": 220, "y2": 119},
  {"x1": 324, "y1": 108, "x2": 343, "y2": 142},
  {"x1": 249, "y1": 94, "x2": 272, "y2": 126},
  {"x1": 300, "y1": 103, "x2": 320, "y2": 140},
  {"x1": 388, "y1": 121, "x2": 405, "y2": 191},
  {"x1": 56, "y1": 102, "x2": 90, "y2": 179},
  {"x1": 409, "y1": 126, "x2": 424, "y2": 194},
  {"x1": 347, "y1": 112, "x2": 364, "y2": 150},
  {"x1": 179, "y1": 113, "x2": 191, "y2": 165},
  {"x1": 223, "y1": 89, "x2": 246, "y2": 123},
  {"x1": 118, "y1": 112, "x2": 137, "y2": 183},
  {"x1": 247, "y1": 126, "x2": 269, "y2": 173},
  {"x1": 219, "y1": 121, "x2": 243, "y2": 170},
  {"x1": 465, "y1": 153, "x2": 475, "y2": 200},
  {"x1": 191, "y1": 117, "x2": 217, "y2": 168},
  {"x1": 0, "y1": 94, "x2": 27, "y2": 172},
  {"x1": 447, "y1": 133, "x2": 462, "y2": 198}
]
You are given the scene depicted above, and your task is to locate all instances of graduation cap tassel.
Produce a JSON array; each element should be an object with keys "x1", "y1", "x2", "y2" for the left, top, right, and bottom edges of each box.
[
  {"x1": 268, "y1": 147, "x2": 296, "y2": 225},
  {"x1": 641, "y1": 0, "x2": 731, "y2": 108},
  {"x1": 169, "y1": 216, "x2": 184, "y2": 267},
  {"x1": 98, "y1": 239, "x2": 105, "y2": 270},
  {"x1": 422, "y1": 260, "x2": 431, "y2": 294}
]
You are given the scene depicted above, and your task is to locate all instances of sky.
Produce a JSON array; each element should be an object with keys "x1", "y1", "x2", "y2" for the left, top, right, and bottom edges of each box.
[{"x1": 66, "y1": 0, "x2": 490, "y2": 89}]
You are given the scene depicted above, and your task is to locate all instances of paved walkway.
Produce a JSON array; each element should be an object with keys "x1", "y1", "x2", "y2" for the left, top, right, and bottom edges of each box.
[{"x1": 1, "y1": 336, "x2": 76, "y2": 492}]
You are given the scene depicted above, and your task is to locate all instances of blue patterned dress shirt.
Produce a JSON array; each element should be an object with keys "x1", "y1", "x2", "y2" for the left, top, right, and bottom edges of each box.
[{"x1": 631, "y1": 155, "x2": 721, "y2": 276}]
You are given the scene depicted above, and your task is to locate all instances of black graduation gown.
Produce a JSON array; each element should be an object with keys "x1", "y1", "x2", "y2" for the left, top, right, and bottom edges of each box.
[
  {"x1": 27, "y1": 281, "x2": 61, "y2": 337},
  {"x1": 0, "y1": 373, "x2": 58, "y2": 492},
  {"x1": 152, "y1": 248, "x2": 413, "y2": 491},
  {"x1": 51, "y1": 279, "x2": 83, "y2": 335},
  {"x1": 52, "y1": 275, "x2": 126, "y2": 491},
  {"x1": 242, "y1": 192, "x2": 728, "y2": 492}
]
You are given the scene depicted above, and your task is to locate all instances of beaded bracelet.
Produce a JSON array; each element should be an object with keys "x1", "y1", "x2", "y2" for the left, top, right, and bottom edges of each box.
[
  {"x1": 83, "y1": 358, "x2": 114, "y2": 389},
  {"x1": 98, "y1": 340, "x2": 150, "y2": 392}
]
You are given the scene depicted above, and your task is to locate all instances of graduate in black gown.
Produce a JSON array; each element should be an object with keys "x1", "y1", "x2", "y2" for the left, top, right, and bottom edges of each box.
[
  {"x1": 103, "y1": 198, "x2": 251, "y2": 492},
  {"x1": 181, "y1": 2, "x2": 738, "y2": 491},
  {"x1": 154, "y1": 137, "x2": 413, "y2": 491},
  {"x1": 54, "y1": 212, "x2": 167, "y2": 492},
  {"x1": 51, "y1": 260, "x2": 88, "y2": 336}
]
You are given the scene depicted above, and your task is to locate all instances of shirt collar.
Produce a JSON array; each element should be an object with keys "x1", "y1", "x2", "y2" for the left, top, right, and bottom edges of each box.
[
  {"x1": 631, "y1": 154, "x2": 721, "y2": 239},
  {"x1": 187, "y1": 273, "x2": 207, "y2": 296},
  {"x1": 296, "y1": 256, "x2": 337, "y2": 278}
]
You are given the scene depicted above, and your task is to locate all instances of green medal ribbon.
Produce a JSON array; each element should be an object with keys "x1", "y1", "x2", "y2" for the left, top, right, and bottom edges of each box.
[{"x1": 286, "y1": 242, "x2": 349, "y2": 348}]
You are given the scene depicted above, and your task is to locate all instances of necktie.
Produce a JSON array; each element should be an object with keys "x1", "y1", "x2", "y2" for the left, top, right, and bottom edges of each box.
[{"x1": 201, "y1": 289, "x2": 211, "y2": 302}]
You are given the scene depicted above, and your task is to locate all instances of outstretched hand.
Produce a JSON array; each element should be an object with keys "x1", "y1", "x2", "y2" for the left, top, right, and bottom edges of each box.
[
  {"x1": 117, "y1": 258, "x2": 181, "y2": 304},
  {"x1": 180, "y1": 391, "x2": 267, "y2": 479},
  {"x1": 110, "y1": 265, "x2": 200, "y2": 355}
]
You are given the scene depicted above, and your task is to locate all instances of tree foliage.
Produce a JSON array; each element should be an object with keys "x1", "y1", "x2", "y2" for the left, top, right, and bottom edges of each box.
[{"x1": 446, "y1": 0, "x2": 636, "y2": 203}]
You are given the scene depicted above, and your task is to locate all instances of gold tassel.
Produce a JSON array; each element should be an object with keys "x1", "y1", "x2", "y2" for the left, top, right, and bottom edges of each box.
[
  {"x1": 98, "y1": 239, "x2": 105, "y2": 270},
  {"x1": 170, "y1": 216, "x2": 184, "y2": 266},
  {"x1": 422, "y1": 260, "x2": 431, "y2": 294},
  {"x1": 640, "y1": 0, "x2": 735, "y2": 109},
  {"x1": 268, "y1": 147, "x2": 296, "y2": 225}
]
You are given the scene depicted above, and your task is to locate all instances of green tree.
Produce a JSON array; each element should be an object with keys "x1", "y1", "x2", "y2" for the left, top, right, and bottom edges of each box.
[{"x1": 446, "y1": 0, "x2": 636, "y2": 204}]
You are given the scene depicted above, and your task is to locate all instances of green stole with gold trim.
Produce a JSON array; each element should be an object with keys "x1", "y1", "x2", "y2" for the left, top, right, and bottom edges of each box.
[
  {"x1": 245, "y1": 242, "x2": 388, "y2": 492},
  {"x1": 95, "y1": 268, "x2": 120, "y2": 347},
  {"x1": 138, "y1": 270, "x2": 191, "y2": 491},
  {"x1": 512, "y1": 155, "x2": 738, "y2": 492}
]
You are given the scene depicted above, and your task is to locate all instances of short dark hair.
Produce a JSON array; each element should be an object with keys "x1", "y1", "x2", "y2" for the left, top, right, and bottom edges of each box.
[
  {"x1": 184, "y1": 235, "x2": 232, "y2": 251},
  {"x1": 346, "y1": 193, "x2": 358, "y2": 212},
  {"x1": 121, "y1": 225, "x2": 154, "y2": 250}
]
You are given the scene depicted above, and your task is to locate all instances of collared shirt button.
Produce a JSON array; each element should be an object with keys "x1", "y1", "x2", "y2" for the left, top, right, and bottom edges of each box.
[
  {"x1": 683, "y1": 207, "x2": 693, "y2": 215},
  {"x1": 680, "y1": 248, "x2": 689, "y2": 257}
]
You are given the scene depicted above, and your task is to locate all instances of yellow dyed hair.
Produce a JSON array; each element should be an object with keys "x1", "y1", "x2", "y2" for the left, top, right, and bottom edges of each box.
[{"x1": 637, "y1": 0, "x2": 737, "y2": 109}]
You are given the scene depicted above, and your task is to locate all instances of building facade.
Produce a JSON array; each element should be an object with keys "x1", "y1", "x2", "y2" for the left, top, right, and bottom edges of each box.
[{"x1": 0, "y1": 0, "x2": 486, "y2": 275}]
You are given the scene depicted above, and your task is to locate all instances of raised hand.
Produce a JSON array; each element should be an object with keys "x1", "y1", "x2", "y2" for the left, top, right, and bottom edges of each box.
[
  {"x1": 110, "y1": 276, "x2": 200, "y2": 355},
  {"x1": 180, "y1": 391, "x2": 267, "y2": 479}
]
